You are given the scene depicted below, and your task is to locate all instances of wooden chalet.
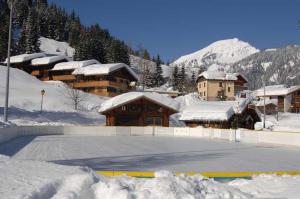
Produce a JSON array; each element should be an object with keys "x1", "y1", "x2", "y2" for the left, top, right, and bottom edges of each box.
[
  {"x1": 72, "y1": 63, "x2": 139, "y2": 97},
  {"x1": 179, "y1": 101, "x2": 260, "y2": 129},
  {"x1": 49, "y1": 60, "x2": 100, "y2": 84},
  {"x1": 99, "y1": 92, "x2": 179, "y2": 126},
  {"x1": 4, "y1": 53, "x2": 46, "y2": 74},
  {"x1": 255, "y1": 85, "x2": 300, "y2": 113},
  {"x1": 30, "y1": 55, "x2": 68, "y2": 81}
]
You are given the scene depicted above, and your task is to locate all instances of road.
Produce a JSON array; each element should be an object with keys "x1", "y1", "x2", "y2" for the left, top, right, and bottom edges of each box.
[{"x1": 1, "y1": 135, "x2": 300, "y2": 172}]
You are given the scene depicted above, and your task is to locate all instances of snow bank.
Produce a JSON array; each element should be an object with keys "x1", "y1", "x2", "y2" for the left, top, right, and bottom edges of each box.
[
  {"x1": 5, "y1": 53, "x2": 45, "y2": 64},
  {"x1": 255, "y1": 85, "x2": 300, "y2": 97},
  {"x1": 99, "y1": 92, "x2": 179, "y2": 113},
  {"x1": 31, "y1": 55, "x2": 67, "y2": 66},
  {"x1": 52, "y1": 59, "x2": 100, "y2": 71},
  {"x1": 39, "y1": 37, "x2": 75, "y2": 57},
  {"x1": 0, "y1": 65, "x2": 106, "y2": 126},
  {"x1": 1, "y1": 156, "x2": 299, "y2": 199},
  {"x1": 73, "y1": 63, "x2": 139, "y2": 80}
]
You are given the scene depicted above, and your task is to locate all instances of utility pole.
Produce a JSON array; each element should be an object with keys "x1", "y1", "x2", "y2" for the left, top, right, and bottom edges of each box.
[
  {"x1": 263, "y1": 76, "x2": 266, "y2": 129},
  {"x1": 3, "y1": 0, "x2": 13, "y2": 122}
]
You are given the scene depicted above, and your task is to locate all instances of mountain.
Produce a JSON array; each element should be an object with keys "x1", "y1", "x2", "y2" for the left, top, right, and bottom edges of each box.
[
  {"x1": 172, "y1": 38, "x2": 259, "y2": 69},
  {"x1": 231, "y1": 45, "x2": 300, "y2": 90}
]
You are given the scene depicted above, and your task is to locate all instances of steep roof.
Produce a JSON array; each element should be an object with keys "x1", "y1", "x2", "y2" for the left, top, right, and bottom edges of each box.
[
  {"x1": 5, "y1": 53, "x2": 46, "y2": 64},
  {"x1": 51, "y1": 59, "x2": 100, "y2": 71},
  {"x1": 31, "y1": 55, "x2": 67, "y2": 66},
  {"x1": 99, "y1": 92, "x2": 179, "y2": 113},
  {"x1": 72, "y1": 63, "x2": 139, "y2": 80},
  {"x1": 255, "y1": 85, "x2": 300, "y2": 97},
  {"x1": 197, "y1": 71, "x2": 247, "y2": 82}
]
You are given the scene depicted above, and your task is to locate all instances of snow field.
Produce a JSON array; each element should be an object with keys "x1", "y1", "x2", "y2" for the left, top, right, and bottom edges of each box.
[{"x1": 1, "y1": 154, "x2": 300, "y2": 199}]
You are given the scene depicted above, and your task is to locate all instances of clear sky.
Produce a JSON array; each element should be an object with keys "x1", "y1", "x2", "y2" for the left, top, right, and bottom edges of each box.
[{"x1": 49, "y1": 0, "x2": 300, "y2": 62}]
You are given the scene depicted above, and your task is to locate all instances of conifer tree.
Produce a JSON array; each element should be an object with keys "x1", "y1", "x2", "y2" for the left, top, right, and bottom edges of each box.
[
  {"x1": 178, "y1": 65, "x2": 186, "y2": 92},
  {"x1": 154, "y1": 55, "x2": 164, "y2": 87},
  {"x1": 172, "y1": 65, "x2": 179, "y2": 90},
  {"x1": 25, "y1": 8, "x2": 40, "y2": 53}
]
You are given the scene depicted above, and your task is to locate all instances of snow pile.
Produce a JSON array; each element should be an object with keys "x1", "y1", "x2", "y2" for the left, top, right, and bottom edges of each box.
[
  {"x1": 73, "y1": 63, "x2": 139, "y2": 80},
  {"x1": 180, "y1": 102, "x2": 235, "y2": 121},
  {"x1": 255, "y1": 85, "x2": 300, "y2": 96},
  {"x1": 1, "y1": 155, "x2": 299, "y2": 199},
  {"x1": 172, "y1": 38, "x2": 259, "y2": 67},
  {"x1": 39, "y1": 37, "x2": 75, "y2": 57},
  {"x1": 5, "y1": 53, "x2": 45, "y2": 64},
  {"x1": 0, "y1": 65, "x2": 106, "y2": 126},
  {"x1": 52, "y1": 59, "x2": 100, "y2": 71},
  {"x1": 99, "y1": 92, "x2": 179, "y2": 113},
  {"x1": 31, "y1": 55, "x2": 67, "y2": 66}
]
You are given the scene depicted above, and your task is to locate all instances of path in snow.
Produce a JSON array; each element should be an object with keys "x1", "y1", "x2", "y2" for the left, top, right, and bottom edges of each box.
[{"x1": 1, "y1": 135, "x2": 300, "y2": 172}]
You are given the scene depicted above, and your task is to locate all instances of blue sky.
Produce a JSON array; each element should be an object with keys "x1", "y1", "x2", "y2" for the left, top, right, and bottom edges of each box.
[{"x1": 49, "y1": 0, "x2": 300, "y2": 62}]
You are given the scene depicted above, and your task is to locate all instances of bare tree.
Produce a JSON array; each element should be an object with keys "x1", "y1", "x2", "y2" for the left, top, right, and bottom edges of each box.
[{"x1": 64, "y1": 84, "x2": 88, "y2": 110}]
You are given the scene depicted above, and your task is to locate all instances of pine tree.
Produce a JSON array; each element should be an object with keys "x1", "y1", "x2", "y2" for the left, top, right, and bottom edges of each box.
[
  {"x1": 191, "y1": 71, "x2": 196, "y2": 85},
  {"x1": 153, "y1": 55, "x2": 164, "y2": 87},
  {"x1": 25, "y1": 8, "x2": 40, "y2": 53},
  {"x1": 178, "y1": 65, "x2": 186, "y2": 92},
  {"x1": 172, "y1": 65, "x2": 179, "y2": 90}
]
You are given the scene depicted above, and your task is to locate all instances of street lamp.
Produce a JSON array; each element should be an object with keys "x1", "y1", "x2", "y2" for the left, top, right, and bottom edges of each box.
[
  {"x1": 263, "y1": 76, "x2": 266, "y2": 129},
  {"x1": 3, "y1": 0, "x2": 13, "y2": 122},
  {"x1": 40, "y1": 89, "x2": 45, "y2": 113}
]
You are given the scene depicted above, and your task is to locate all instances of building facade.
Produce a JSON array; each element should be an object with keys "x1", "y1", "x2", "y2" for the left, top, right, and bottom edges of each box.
[{"x1": 197, "y1": 71, "x2": 247, "y2": 101}]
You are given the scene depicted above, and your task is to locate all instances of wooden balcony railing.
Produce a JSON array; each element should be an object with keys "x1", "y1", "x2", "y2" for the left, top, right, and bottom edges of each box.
[
  {"x1": 72, "y1": 81, "x2": 124, "y2": 88},
  {"x1": 51, "y1": 75, "x2": 76, "y2": 81},
  {"x1": 31, "y1": 70, "x2": 41, "y2": 76}
]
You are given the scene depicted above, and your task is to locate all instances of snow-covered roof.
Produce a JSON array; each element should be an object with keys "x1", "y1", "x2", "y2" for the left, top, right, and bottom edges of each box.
[
  {"x1": 73, "y1": 63, "x2": 139, "y2": 80},
  {"x1": 31, "y1": 55, "x2": 67, "y2": 66},
  {"x1": 99, "y1": 92, "x2": 179, "y2": 113},
  {"x1": 51, "y1": 59, "x2": 100, "y2": 71},
  {"x1": 5, "y1": 53, "x2": 46, "y2": 64},
  {"x1": 179, "y1": 102, "x2": 235, "y2": 122},
  {"x1": 255, "y1": 85, "x2": 300, "y2": 97},
  {"x1": 256, "y1": 99, "x2": 277, "y2": 107},
  {"x1": 197, "y1": 71, "x2": 244, "y2": 81}
]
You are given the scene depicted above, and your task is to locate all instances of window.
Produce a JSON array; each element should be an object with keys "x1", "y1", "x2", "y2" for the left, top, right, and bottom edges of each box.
[
  {"x1": 146, "y1": 117, "x2": 162, "y2": 126},
  {"x1": 219, "y1": 82, "x2": 223, "y2": 87},
  {"x1": 228, "y1": 87, "x2": 231, "y2": 92},
  {"x1": 107, "y1": 86, "x2": 117, "y2": 93},
  {"x1": 204, "y1": 83, "x2": 206, "y2": 87},
  {"x1": 204, "y1": 91, "x2": 206, "y2": 96},
  {"x1": 199, "y1": 92, "x2": 202, "y2": 96},
  {"x1": 199, "y1": 83, "x2": 201, "y2": 88}
]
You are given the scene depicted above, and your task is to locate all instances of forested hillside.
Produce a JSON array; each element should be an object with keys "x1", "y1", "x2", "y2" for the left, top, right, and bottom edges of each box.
[{"x1": 0, "y1": 0, "x2": 145, "y2": 65}]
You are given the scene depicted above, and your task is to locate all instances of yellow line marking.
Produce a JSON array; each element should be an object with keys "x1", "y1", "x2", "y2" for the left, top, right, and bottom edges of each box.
[{"x1": 96, "y1": 171, "x2": 300, "y2": 178}]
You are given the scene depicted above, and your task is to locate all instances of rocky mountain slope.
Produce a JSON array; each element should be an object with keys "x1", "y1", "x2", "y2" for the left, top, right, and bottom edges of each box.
[{"x1": 231, "y1": 45, "x2": 300, "y2": 90}]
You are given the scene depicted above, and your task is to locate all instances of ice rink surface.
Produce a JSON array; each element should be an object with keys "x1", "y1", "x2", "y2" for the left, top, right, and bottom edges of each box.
[{"x1": 1, "y1": 135, "x2": 300, "y2": 172}]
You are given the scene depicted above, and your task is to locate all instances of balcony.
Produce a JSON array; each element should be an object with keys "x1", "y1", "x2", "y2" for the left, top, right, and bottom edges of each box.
[
  {"x1": 52, "y1": 75, "x2": 76, "y2": 81},
  {"x1": 31, "y1": 70, "x2": 41, "y2": 76},
  {"x1": 73, "y1": 81, "x2": 124, "y2": 89}
]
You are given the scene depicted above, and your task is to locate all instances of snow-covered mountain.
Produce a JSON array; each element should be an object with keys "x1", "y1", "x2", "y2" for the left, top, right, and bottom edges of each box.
[
  {"x1": 231, "y1": 45, "x2": 300, "y2": 90},
  {"x1": 172, "y1": 38, "x2": 259, "y2": 71}
]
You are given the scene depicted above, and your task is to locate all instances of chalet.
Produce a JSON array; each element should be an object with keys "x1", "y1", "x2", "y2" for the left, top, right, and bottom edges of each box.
[
  {"x1": 255, "y1": 85, "x2": 300, "y2": 113},
  {"x1": 4, "y1": 53, "x2": 45, "y2": 74},
  {"x1": 72, "y1": 63, "x2": 139, "y2": 97},
  {"x1": 30, "y1": 55, "x2": 68, "y2": 81},
  {"x1": 179, "y1": 100, "x2": 260, "y2": 129},
  {"x1": 49, "y1": 59, "x2": 100, "y2": 84},
  {"x1": 196, "y1": 71, "x2": 248, "y2": 101},
  {"x1": 99, "y1": 92, "x2": 179, "y2": 126}
]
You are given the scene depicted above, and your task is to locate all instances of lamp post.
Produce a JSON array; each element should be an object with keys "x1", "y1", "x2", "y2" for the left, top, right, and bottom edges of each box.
[
  {"x1": 263, "y1": 77, "x2": 266, "y2": 129},
  {"x1": 3, "y1": 0, "x2": 13, "y2": 122},
  {"x1": 40, "y1": 89, "x2": 45, "y2": 113}
]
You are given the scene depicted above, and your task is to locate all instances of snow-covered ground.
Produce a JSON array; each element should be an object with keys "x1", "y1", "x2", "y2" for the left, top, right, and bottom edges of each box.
[
  {"x1": 2, "y1": 135, "x2": 300, "y2": 172},
  {"x1": 39, "y1": 37, "x2": 75, "y2": 57},
  {"x1": 0, "y1": 65, "x2": 106, "y2": 126},
  {"x1": 1, "y1": 154, "x2": 300, "y2": 199},
  {"x1": 255, "y1": 112, "x2": 300, "y2": 132}
]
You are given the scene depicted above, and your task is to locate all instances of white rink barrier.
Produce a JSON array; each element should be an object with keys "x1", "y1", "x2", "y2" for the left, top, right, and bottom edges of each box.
[{"x1": 0, "y1": 126, "x2": 300, "y2": 147}]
